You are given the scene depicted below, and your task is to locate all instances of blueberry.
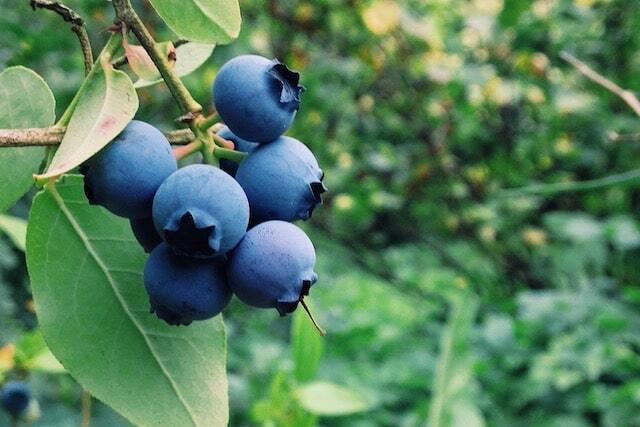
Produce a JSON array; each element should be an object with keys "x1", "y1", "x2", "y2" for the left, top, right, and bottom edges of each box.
[
  {"x1": 227, "y1": 221, "x2": 318, "y2": 316},
  {"x1": 0, "y1": 381, "x2": 30, "y2": 418},
  {"x1": 81, "y1": 120, "x2": 177, "y2": 219},
  {"x1": 152, "y1": 164, "x2": 249, "y2": 257},
  {"x1": 235, "y1": 136, "x2": 326, "y2": 224},
  {"x1": 130, "y1": 217, "x2": 162, "y2": 253},
  {"x1": 217, "y1": 126, "x2": 259, "y2": 177},
  {"x1": 213, "y1": 55, "x2": 304, "y2": 143},
  {"x1": 144, "y1": 243, "x2": 232, "y2": 326}
]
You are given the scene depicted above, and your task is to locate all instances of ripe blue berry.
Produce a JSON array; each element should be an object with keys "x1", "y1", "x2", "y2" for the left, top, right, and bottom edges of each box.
[
  {"x1": 213, "y1": 55, "x2": 304, "y2": 143},
  {"x1": 227, "y1": 221, "x2": 318, "y2": 316},
  {"x1": 235, "y1": 136, "x2": 326, "y2": 224},
  {"x1": 0, "y1": 381, "x2": 30, "y2": 418},
  {"x1": 130, "y1": 217, "x2": 162, "y2": 253},
  {"x1": 217, "y1": 126, "x2": 259, "y2": 177},
  {"x1": 152, "y1": 164, "x2": 249, "y2": 257},
  {"x1": 81, "y1": 120, "x2": 177, "y2": 219},
  {"x1": 144, "y1": 243, "x2": 232, "y2": 326}
]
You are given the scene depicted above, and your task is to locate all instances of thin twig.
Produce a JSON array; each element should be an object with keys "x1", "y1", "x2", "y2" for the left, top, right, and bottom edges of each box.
[
  {"x1": 496, "y1": 168, "x2": 640, "y2": 198},
  {"x1": 0, "y1": 127, "x2": 195, "y2": 147},
  {"x1": 111, "y1": 0, "x2": 202, "y2": 115},
  {"x1": 81, "y1": 390, "x2": 92, "y2": 427},
  {"x1": 112, "y1": 39, "x2": 188, "y2": 69},
  {"x1": 560, "y1": 51, "x2": 640, "y2": 117},
  {"x1": 30, "y1": 0, "x2": 94, "y2": 75}
]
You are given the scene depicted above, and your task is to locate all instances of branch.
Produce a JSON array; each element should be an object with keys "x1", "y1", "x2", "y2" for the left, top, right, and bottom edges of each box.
[
  {"x1": 111, "y1": 0, "x2": 202, "y2": 115},
  {"x1": 496, "y1": 168, "x2": 640, "y2": 198},
  {"x1": 30, "y1": 0, "x2": 94, "y2": 75},
  {"x1": 560, "y1": 51, "x2": 640, "y2": 117},
  {"x1": 0, "y1": 127, "x2": 195, "y2": 147}
]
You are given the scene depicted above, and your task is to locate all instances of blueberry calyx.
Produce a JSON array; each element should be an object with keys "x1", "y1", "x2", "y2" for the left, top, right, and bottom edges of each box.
[
  {"x1": 275, "y1": 278, "x2": 317, "y2": 316},
  {"x1": 163, "y1": 211, "x2": 219, "y2": 257},
  {"x1": 268, "y1": 60, "x2": 305, "y2": 108}
]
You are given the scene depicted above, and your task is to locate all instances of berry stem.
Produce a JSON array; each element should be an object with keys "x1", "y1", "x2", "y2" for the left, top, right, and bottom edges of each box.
[
  {"x1": 213, "y1": 147, "x2": 247, "y2": 162},
  {"x1": 111, "y1": 0, "x2": 202, "y2": 116},
  {"x1": 198, "y1": 112, "x2": 220, "y2": 131},
  {"x1": 211, "y1": 133, "x2": 235, "y2": 149},
  {"x1": 173, "y1": 140, "x2": 203, "y2": 160},
  {"x1": 299, "y1": 298, "x2": 326, "y2": 336}
]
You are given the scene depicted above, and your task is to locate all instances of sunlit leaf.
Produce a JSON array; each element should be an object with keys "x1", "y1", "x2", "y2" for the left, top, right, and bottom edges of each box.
[
  {"x1": 148, "y1": 0, "x2": 240, "y2": 44},
  {"x1": 296, "y1": 381, "x2": 368, "y2": 416},
  {"x1": 135, "y1": 42, "x2": 215, "y2": 88},
  {"x1": 0, "y1": 214, "x2": 27, "y2": 252}
]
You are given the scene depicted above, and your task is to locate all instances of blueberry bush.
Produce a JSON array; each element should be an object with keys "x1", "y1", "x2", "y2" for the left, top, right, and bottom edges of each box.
[{"x1": 1, "y1": 0, "x2": 640, "y2": 426}]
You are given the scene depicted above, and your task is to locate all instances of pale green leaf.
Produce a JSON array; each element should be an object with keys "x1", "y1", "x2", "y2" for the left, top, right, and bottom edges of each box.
[
  {"x1": 291, "y1": 300, "x2": 324, "y2": 382},
  {"x1": 13, "y1": 330, "x2": 65, "y2": 374},
  {"x1": 26, "y1": 175, "x2": 228, "y2": 427},
  {"x1": 148, "y1": 0, "x2": 241, "y2": 44},
  {"x1": 427, "y1": 291, "x2": 485, "y2": 427},
  {"x1": 38, "y1": 46, "x2": 138, "y2": 179},
  {"x1": 127, "y1": 41, "x2": 176, "y2": 83},
  {"x1": 0, "y1": 66, "x2": 54, "y2": 211},
  {"x1": 135, "y1": 42, "x2": 215, "y2": 88},
  {"x1": 0, "y1": 214, "x2": 27, "y2": 251},
  {"x1": 296, "y1": 381, "x2": 368, "y2": 416}
]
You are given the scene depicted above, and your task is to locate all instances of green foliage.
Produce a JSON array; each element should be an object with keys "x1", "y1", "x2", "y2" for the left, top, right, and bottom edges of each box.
[
  {"x1": 134, "y1": 43, "x2": 215, "y2": 88},
  {"x1": 40, "y1": 36, "x2": 138, "y2": 179},
  {"x1": 148, "y1": 0, "x2": 241, "y2": 44},
  {"x1": 1, "y1": 0, "x2": 640, "y2": 426},
  {"x1": 26, "y1": 176, "x2": 228, "y2": 426},
  {"x1": 0, "y1": 214, "x2": 27, "y2": 252},
  {"x1": 0, "y1": 67, "x2": 53, "y2": 211},
  {"x1": 291, "y1": 301, "x2": 324, "y2": 383}
]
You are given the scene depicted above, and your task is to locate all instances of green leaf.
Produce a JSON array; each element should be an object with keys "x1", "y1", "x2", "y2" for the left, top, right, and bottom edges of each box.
[
  {"x1": 126, "y1": 40, "x2": 176, "y2": 82},
  {"x1": 296, "y1": 381, "x2": 368, "y2": 417},
  {"x1": 0, "y1": 66, "x2": 55, "y2": 211},
  {"x1": 26, "y1": 175, "x2": 228, "y2": 427},
  {"x1": 148, "y1": 0, "x2": 241, "y2": 44},
  {"x1": 38, "y1": 38, "x2": 138, "y2": 179},
  {"x1": 135, "y1": 42, "x2": 215, "y2": 88},
  {"x1": 291, "y1": 300, "x2": 324, "y2": 382},
  {"x1": 0, "y1": 214, "x2": 27, "y2": 251},
  {"x1": 427, "y1": 291, "x2": 485, "y2": 427},
  {"x1": 13, "y1": 330, "x2": 65, "y2": 374}
]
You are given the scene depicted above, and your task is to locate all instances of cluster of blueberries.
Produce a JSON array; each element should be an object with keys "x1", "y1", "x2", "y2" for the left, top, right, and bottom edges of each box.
[
  {"x1": 0, "y1": 381, "x2": 31, "y2": 421},
  {"x1": 81, "y1": 55, "x2": 326, "y2": 326}
]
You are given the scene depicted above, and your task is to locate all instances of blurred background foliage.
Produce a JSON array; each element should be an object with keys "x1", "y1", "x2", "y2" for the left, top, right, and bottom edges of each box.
[{"x1": 1, "y1": 0, "x2": 640, "y2": 425}]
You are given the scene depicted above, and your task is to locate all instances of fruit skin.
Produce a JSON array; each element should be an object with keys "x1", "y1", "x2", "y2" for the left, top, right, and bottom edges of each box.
[
  {"x1": 0, "y1": 381, "x2": 31, "y2": 418},
  {"x1": 235, "y1": 136, "x2": 326, "y2": 224},
  {"x1": 213, "y1": 55, "x2": 304, "y2": 143},
  {"x1": 81, "y1": 120, "x2": 177, "y2": 219},
  {"x1": 152, "y1": 164, "x2": 249, "y2": 257},
  {"x1": 217, "y1": 126, "x2": 259, "y2": 177},
  {"x1": 130, "y1": 217, "x2": 162, "y2": 253},
  {"x1": 144, "y1": 243, "x2": 232, "y2": 326},
  {"x1": 227, "y1": 221, "x2": 318, "y2": 316}
]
